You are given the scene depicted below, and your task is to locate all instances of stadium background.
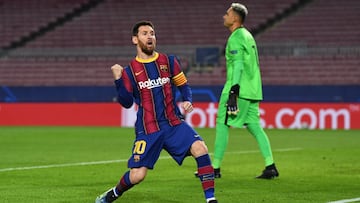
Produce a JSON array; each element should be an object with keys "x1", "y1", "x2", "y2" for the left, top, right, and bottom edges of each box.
[{"x1": 0, "y1": 0, "x2": 359, "y2": 129}]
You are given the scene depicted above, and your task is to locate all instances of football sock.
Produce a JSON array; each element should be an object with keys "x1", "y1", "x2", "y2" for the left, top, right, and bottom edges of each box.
[
  {"x1": 213, "y1": 122, "x2": 229, "y2": 169},
  {"x1": 104, "y1": 188, "x2": 118, "y2": 202},
  {"x1": 207, "y1": 197, "x2": 217, "y2": 202},
  {"x1": 115, "y1": 170, "x2": 134, "y2": 195},
  {"x1": 106, "y1": 171, "x2": 134, "y2": 202},
  {"x1": 247, "y1": 123, "x2": 274, "y2": 166},
  {"x1": 195, "y1": 154, "x2": 215, "y2": 200}
]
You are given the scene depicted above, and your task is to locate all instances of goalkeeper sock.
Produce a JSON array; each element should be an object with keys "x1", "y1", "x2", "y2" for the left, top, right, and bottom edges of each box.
[
  {"x1": 195, "y1": 154, "x2": 215, "y2": 200},
  {"x1": 247, "y1": 123, "x2": 274, "y2": 166},
  {"x1": 212, "y1": 122, "x2": 230, "y2": 169}
]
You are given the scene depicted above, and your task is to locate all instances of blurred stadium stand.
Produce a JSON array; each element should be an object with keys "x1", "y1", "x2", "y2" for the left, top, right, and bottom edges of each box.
[{"x1": 0, "y1": 0, "x2": 359, "y2": 102}]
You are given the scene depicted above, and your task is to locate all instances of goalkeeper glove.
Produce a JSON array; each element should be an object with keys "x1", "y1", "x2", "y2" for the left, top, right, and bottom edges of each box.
[{"x1": 226, "y1": 84, "x2": 239, "y2": 115}]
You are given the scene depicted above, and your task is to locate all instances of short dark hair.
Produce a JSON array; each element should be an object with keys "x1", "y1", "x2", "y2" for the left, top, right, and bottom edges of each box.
[
  {"x1": 132, "y1": 20, "x2": 154, "y2": 36},
  {"x1": 231, "y1": 3, "x2": 248, "y2": 23}
]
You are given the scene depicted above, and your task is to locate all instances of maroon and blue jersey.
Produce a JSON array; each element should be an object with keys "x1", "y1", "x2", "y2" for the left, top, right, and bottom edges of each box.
[{"x1": 114, "y1": 52, "x2": 192, "y2": 135}]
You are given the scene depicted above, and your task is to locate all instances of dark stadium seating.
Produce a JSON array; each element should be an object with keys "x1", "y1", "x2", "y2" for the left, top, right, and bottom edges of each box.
[
  {"x1": 0, "y1": 0, "x2": 359, "y2": 88},
  {"x1": 0, "y1": 56, "x2": 129, "y2": 86},
  {"x1": 257, "y1": 0, "x2": 360, "y2": 47},
  {"x1": 22, "y1": 0, "x2": 299, "y2": 48},
  {"x1": 260, "y1": 55, "x2": 360, "y2": 85},
  {"x1": 0, "y1": 0, "x2": 88, "y2": 48},
  {"x1": 187, "y1": 0, "x2": 360, "y2": 85}
]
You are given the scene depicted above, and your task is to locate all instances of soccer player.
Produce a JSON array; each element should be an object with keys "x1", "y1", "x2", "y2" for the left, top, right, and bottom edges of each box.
[
  {"x1": 199, "y1": 3, "x2": 279, "y2": 179},
  {"x1": 95, "y1": 21, "x2": 218, "y2": 203}
]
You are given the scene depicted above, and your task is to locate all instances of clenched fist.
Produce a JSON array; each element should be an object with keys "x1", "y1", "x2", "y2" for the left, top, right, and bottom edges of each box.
[
  {"x1": 182, "y1": 101, "x2": 193, "y2": 113},
  {"x1": 111, "y1": 64, "x2": 124, "y2": 80}
]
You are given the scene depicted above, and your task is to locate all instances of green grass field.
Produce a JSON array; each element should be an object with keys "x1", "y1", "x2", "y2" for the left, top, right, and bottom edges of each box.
[{"x1": 0, "y1": 126, "x2": 359, "y2": 203}]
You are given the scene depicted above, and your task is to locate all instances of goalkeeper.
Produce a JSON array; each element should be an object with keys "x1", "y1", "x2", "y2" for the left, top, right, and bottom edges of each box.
[{"x1": 210, "y1": 3, "x2": 279, "y2": 179}]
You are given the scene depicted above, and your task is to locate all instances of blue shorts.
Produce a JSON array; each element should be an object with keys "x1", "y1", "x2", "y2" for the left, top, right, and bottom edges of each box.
[{"x1": 128, "y1": 122, "x2": 203, "y2": 169}]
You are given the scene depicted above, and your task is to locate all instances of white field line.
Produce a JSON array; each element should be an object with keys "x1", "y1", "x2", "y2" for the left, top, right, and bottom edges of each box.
[
  {"x1": 0, "y1": 147, "x2": 302, "y2": 173},
  {"x1": 327, "y1": 198, "x2": 360, "y2": 203}
]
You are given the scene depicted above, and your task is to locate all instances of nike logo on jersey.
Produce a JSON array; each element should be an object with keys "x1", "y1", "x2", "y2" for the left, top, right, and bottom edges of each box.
[{"x1": 135, "y1": 70, "x2": 144, "y2": 76}]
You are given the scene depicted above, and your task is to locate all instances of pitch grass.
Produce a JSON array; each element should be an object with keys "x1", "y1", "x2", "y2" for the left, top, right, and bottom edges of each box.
[{"x1": 0, "y1": 127, "x2": 359, "y2": 203}]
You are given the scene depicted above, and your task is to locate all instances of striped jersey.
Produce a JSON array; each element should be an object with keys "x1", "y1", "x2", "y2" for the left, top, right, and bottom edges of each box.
[{"x1": 115, "y1": 52, "x2": 191, "y2": 135}]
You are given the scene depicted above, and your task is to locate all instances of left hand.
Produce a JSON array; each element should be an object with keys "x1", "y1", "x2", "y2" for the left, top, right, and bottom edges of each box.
[{"x1": 182, "y1": 101, "x2": 193, "y2": 113}]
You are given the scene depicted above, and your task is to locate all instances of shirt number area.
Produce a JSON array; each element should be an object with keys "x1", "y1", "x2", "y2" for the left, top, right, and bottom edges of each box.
[{"x1": 133, "y1": 140, "x2": 147, "y2": 154}]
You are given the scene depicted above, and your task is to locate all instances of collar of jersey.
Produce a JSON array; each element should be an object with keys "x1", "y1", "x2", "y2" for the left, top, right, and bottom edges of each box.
[{"x1": 136, "y1": 52, "x2": 159, "y2": 63}]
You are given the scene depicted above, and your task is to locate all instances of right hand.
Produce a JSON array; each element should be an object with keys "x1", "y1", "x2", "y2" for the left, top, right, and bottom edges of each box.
[
  {"x1": 226, "y1": 84, "x2": 240, "y2": 115},
  {"x1": 226, "y1": 92, "x2": 239, "y2": 115},
  {"x1": 111, "y1": 64, "x2": 124, "y2": 80}
]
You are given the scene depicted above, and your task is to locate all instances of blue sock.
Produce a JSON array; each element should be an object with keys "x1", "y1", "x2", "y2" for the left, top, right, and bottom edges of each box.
[
  {"x1": 115, "y1": 171, "x2": 134, "y2": 196},
  {"x1": 195, "y1": 154, "x2": 215, "y2": 200}
]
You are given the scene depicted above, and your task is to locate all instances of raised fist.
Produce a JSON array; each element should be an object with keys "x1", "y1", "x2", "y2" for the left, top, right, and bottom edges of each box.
[{"x1": 111, "y1": 64, "x2": 124, "y2": 80}]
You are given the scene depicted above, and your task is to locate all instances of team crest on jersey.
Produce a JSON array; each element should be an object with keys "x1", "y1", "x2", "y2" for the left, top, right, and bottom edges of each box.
[
  {"x1": 160, "y1": 65, "x2": 168, "y2": 72},
  {"x1": 134, "y1": 155, "x2": 140, "y2": 162}
]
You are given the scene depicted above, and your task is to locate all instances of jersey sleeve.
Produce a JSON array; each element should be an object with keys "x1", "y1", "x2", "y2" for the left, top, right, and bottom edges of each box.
[
  {"x1": 171, "y1": 57, "x2": 188, "y2": 86},
  {"x1": 114, "y1": 69, "x2": 134, "y2": 108},
  {"x1": 169, "y1": 56, "x2": 192, "y2": 102},
  {"x1": 228, "y1": 32, "x2": 245, "y2": 86}
]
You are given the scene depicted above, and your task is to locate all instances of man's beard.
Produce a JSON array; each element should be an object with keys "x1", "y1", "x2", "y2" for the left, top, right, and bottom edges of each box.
[{"x1": 139, "y1": 40, "x2": 154, "y2": 56}]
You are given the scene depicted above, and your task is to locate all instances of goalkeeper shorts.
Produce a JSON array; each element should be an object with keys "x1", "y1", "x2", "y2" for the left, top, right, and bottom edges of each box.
[{"x1": 217, "y1": 95, "x2": 261, "y2": 128}]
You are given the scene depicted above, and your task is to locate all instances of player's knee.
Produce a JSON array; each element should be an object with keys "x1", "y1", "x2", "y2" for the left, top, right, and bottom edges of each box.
[
  {"x1": 130, "y1": 167, "x2": 147, "y2": 184},
  {"x1": 190, "y1": 140, "x2": 209, "y2": 157}
]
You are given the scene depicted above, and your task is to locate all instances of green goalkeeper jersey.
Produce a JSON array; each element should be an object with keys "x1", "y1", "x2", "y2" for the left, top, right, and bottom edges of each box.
[{"x1": 224, "y1": 27, "x2": 263, "y2": 100}]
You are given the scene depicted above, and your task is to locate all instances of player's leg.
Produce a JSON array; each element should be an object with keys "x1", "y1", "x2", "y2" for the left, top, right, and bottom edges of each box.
[
  {"x1": 212, "y1": 96, "x2": 250, "y2": 178},
  {"x1": 96, "y1": 132, "x2": 163, "y2": 202},
  {"x1": 247, "y1": 123, "x2": 273, "y2": 166},
  {"x1": 247, "y1": 122, "x2": 279, "y2": 179},
  {"x1": 96, "y1": 167, "x2": 147, "y2": 203},
  {"x1": 212, "y1": 122, "x2": 229, "y2": 175},
  {"x1": 191, "y1": 140, "x2": 217, "y2": 203},
  {"x1": 245, "y1": 101, "x2": 279, "y2": 179},
  {"x1": 164, "y1": 122, "x2": 217, "y2": 203},
  {"x1": 212, "y1": 93, "x2": 230, "y2": 177}
]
